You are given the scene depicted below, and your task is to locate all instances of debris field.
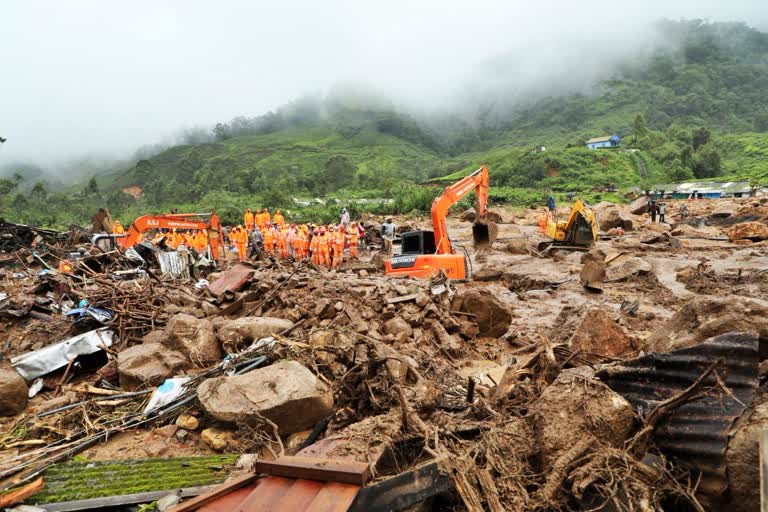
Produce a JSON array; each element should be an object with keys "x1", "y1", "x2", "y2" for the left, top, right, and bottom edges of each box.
[{"x1": 1, "y1": 197, "x2": 768, "y2": 511}]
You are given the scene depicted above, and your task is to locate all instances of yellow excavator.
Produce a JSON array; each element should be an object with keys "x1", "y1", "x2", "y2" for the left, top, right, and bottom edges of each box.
[{"x1": 536, "y1": 198, "x2": 599, "y2": 254}]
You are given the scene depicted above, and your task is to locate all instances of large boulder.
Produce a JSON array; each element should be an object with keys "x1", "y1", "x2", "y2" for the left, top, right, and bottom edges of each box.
[
  {"x1": 164, "y1": 314, "x2": 220, "y2": 365},
  {"x1": 568, "y1": 308, "x2": 635, "y2": 362},
  {"x1": 643, "y1": 297, "x2": 768, "y2": 353},
  {"x1": 118, "y1": 343, "x2": 189, "y2": 391},
  {"x1": 214, "y1": 316, "x2": 294, "y2": 353},
  {"x1": 453, "y1": 288, "x2": 512, "y2": 338},
  {"x1": 532, "y1": 367, "x2": 636, "y2": 472},
  {"x1": 605, "y1": 257, "x2": 652, "y2": 282},
  {"x1": 197, "y1": 360, "x2": 333, "y2": 434},
  {"x1": 599, "y1": 209, "x2": 634, "y2": 232},
  {"x1": 460, "y1": 208, "x2": 477, "y2": 222},
  {"x1": 727, "y1": 222, "x2": 768, "y2": 242},
  {"x1": 0, "y1": 368, "x2": 28, "y2": 416},
  {"x1": 628, "y1": 196, "x2": 650, "y2": 215},
  {"x1": 642, "y1": 222, "x2": 671, "y2": 233}
]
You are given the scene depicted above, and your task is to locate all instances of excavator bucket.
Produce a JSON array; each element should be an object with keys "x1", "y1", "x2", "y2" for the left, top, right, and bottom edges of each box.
[{"x1": 472, "y1": 221, "x2": 497, "y2": 249}]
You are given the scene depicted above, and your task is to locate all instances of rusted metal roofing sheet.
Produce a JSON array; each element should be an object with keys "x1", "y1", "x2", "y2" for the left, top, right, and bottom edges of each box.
[
  {"x1": 597, "y1": 332, "x2": 759, "y2": 495},
  {"x1": 192, "y1": 476, "x2": 360, "y2": 512},
  {"x1": 207, "y1": 263, "x2": 255, "y2": 296}
]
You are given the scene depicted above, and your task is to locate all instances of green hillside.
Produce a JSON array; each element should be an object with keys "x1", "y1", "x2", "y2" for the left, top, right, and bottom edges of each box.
[{"x1": 2, "y1": 19, "x2": 768, "y2": 228}]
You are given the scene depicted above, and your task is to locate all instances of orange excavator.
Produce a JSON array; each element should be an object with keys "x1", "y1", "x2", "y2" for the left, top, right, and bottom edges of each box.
[
  {"x1": 385, "y1": 165, "x2": 496, "y2": 280},
  {"x1": 117, "y1": 213, "x2": 225, "y2": 261}
]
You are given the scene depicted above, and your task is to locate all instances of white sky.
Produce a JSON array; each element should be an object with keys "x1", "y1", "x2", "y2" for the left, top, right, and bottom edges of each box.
[{"x1": 0, "y1": 0, "x2": 765, "y2": 168}]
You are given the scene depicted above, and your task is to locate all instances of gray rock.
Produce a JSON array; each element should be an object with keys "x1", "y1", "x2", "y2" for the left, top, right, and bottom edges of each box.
[
  {"x1": 164, "y1": 314, "x2": 220, "y2": 366},
  {"x1": 197, "y1": 360, "x2": 333, "y2": 434},
  {"x1": 214, "y1": 316, "x2": 293, "y2": 353},
  {"x1": 118, "y1": 343, "x2": 189, "y2": 391}
]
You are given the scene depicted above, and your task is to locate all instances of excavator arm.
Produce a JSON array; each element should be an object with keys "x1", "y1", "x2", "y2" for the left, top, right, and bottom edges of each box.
[
  {"x1": 431, "y1": 165, "x2": 491, "y2": 255},
  {"x1": 118, "y1": 213, "x2": 224, "y2": 261}
]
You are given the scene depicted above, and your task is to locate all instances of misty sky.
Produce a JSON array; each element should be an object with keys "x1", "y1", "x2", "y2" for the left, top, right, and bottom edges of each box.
[{"x1": 1, "y1": 0, "x2": 766, "y2": 169}]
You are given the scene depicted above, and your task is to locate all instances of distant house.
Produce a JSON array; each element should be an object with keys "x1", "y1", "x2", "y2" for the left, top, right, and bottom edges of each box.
[{"x1": 585, "y1": 135, "x2": 621, "y2": 149}]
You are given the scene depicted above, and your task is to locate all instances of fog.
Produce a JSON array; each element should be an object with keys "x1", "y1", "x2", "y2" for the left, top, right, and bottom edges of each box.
[{"x1": 0, "y1": 0, "x2": 766, "y2": 174}]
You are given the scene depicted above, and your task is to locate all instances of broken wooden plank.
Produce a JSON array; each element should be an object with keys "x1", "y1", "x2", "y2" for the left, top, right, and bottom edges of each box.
[
  {"x1": 386, "y1": 293, "x2": 419, "y2": 305},
  {"x1": 0, "y1": 477, "x2": 44, "y2": 508},
  {"x1": 252, "y1": 456, "x2": 371, "y2": 486}
]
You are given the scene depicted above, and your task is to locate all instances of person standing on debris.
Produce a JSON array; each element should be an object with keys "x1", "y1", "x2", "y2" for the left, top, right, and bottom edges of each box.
[
  {"x1": 276, "y1": 226, "x2": 288, "y2": 259},
  {"x1": 113, "y1": 220, "x2": 125, "y2": 235},
  {"x1": 547, "y1": 195, "x2": 556, "y2": 213},
  {"x1": 649, "y1": 200, "x2": 658, "y2": 223},
  {"x1": 244, "y1": 209, "x2": 254, "y2": 231},
  {"x1": 340, "y1": 208, "x2": 350, "y2": 227},
  {"x1": 382, "y1": 218, "x2": 396, "y2": 254},
  {"x1": 264, "y1": 208, "x2": 271, "y2": 227},
  {"x1": 679, "y1": 204, "x2": 689, "y2": 222},
  {"x1": 249, "y1": 226, "x2": 263, "y2": 257},
  {"x1": 310, "y1": 228, "x2": 320, "y2": 265},
  {"x1": 331, "y1": 224, "x2": 345, "y2": 269},
  {"x1": 347, "y1": 223, "x2": 359, "y2": 259},
  {"x1": 235, "y1": 225, "x2": 248, "y2": 260},
  {"x1": 317, "y1": 228, "x2": 331, "y2": 267},
  {"x1": 263, "y1": 225, "x2": 275, "y2": 257},
  {"x1": 658, "y1": 201, "x2": 667, "y2": 223}
]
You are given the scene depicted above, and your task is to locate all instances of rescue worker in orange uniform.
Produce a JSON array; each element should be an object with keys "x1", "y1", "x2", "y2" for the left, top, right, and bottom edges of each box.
[
  {"x1": 168, "y1": 229, "x2": 180, "y2": 249},
  {"x1": 235, "y1": 225, "x2": 248, "y2": 260},
  {"x1": 347, "y1": 223, "x2": 359, "y2": 259},
  {"x1": 317, "y1": 228, "x2": 331, "y2": 267},
  {"x1": 244, "y1": 209, "x2": 255, "y2": 231},
  {"x1": 263, "y1": 225, "x2": 275, "y2": 257},
  {"x1": 302, "y1": 225, "x2": 311, "y2": 260},
  {"x1": 113, "y1": 220, "x2": 125, "y2": 235},
  {"x1": 274, "y1": 209, "x2": 284, "y2": 226},
  {"x1": 276, "y1": 226, "x2": 287, "y2": 259},
  {"x1": 264, "y1": 209, "x2": 271, "y2": 227},
  {"x1": 310, "y1": 228, "x2": 320, "y2": 265},
  {"x1": 331, "y1": 225, "x2": 345, "y2": 269},
  {"x1": 292, "y1": 227, "x2": 305, "y2": 260}
]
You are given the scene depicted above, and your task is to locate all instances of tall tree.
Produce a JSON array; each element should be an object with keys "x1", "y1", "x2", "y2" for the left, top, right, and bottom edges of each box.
[{"x1": 633, "y1": 113, "x2": 648, "y2": 138}]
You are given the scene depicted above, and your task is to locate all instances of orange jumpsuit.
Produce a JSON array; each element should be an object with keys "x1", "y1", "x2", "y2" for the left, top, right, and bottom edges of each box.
[
  {"x1": 276, "y1": 229, "x2": 287, "y2": 259},
  {"x1": 331, "y1": 230, "x2": 345, "y2": 269},
  {"x1": 113, "y1": 222, "x2": 125, "y2": 235},
  {"x1": 244, "y1": 210, "x2": 255, "y2": 231},
  {"x1": 310, "y1": 234, "x2": 319, "y2": 265},
  {"x1": 302, "y1": 227, "x2": 311, "y2": 259},
  {"x1": 264, "y1": 210, "x2": 271, "y2": 227},
  {"x1": 347, "y1": 227, "x2": 359, "y2": 259},
  {"x1": 263, "y1": 228, "x2": 275, "y2": 256},
  {"x1": 293, "y1": 230, "x2": 305, "y2": 260},
  {"x1": 317, "y1": 233, "x2": 330, "y2": 267},
  {"x1": 235, "y1": 229, "x2": 247, "y2": 260}
]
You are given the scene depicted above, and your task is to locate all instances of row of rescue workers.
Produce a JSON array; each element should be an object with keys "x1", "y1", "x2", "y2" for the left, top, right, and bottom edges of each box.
[{"x1": 110, "y1": 207, "x2": 366, "y2": 270}]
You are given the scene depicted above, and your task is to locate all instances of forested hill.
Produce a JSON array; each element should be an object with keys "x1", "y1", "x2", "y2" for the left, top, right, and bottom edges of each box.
[{"x1": 3, "y1": 19, "x2": 768, "y2": 227}]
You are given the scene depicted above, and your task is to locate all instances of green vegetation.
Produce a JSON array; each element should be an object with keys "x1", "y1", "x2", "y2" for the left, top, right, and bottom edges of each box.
[
  {"x1": 3, "y1": 19, "x2": 768, "y2": 228},
  {"x1": 28, "y1": 455, "x2": 237, "y2": 504}
]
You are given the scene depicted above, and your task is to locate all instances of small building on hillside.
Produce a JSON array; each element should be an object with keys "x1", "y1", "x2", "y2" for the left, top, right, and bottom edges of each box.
[
  {"x1": 586, "y1": 135, "x2": 620, "y2": 149},
  {"x1": 655, "y1": 181, "x2": 759, "y2": 199}
]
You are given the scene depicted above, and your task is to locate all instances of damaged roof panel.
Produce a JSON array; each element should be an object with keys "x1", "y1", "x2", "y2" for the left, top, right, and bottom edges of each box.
[{"x1": 597, "y1": 332, "x2": 759, "y2": 496}]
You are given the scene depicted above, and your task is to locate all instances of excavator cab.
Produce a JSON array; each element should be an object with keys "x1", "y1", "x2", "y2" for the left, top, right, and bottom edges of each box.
[{"x1": 385, "y1": 229, "x2": 469, "y2": 280}]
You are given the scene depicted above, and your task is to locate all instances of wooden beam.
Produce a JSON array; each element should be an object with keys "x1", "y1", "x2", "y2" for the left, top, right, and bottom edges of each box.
[
  {"x1": 252, "y1": 456, "x2": 371, "y2": 486},
  {"x1": 0, "y1": 477, "x2": 44, "y2": 508},
  {"x1": 386, "y1": 293, "x2": 419, "y2": 305}
]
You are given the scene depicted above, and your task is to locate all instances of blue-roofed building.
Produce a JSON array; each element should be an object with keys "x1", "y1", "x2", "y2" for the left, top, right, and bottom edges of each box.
[{"x1": 586, "y1": 135, "x2": 621, "y2": 149}]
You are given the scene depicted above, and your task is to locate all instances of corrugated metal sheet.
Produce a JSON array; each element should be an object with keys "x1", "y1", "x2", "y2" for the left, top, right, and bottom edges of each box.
[
  {"x1": 157, "y1": 251, "x2": 190, "y2": 279},
  {"x1": 598, "y1": 332, "x2": 759, "y2": 495},
  {"x1": 195, "y1": 476, "x2": 360, "y2": 512}
]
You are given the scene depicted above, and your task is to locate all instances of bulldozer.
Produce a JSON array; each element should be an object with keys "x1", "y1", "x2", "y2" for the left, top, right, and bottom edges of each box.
[
  {"x1": 384, "y1": 165, "x2": 497, "y2": 280},
  {"x1": 536, "y1": 198, "x2": 598, "y2": 254}
]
